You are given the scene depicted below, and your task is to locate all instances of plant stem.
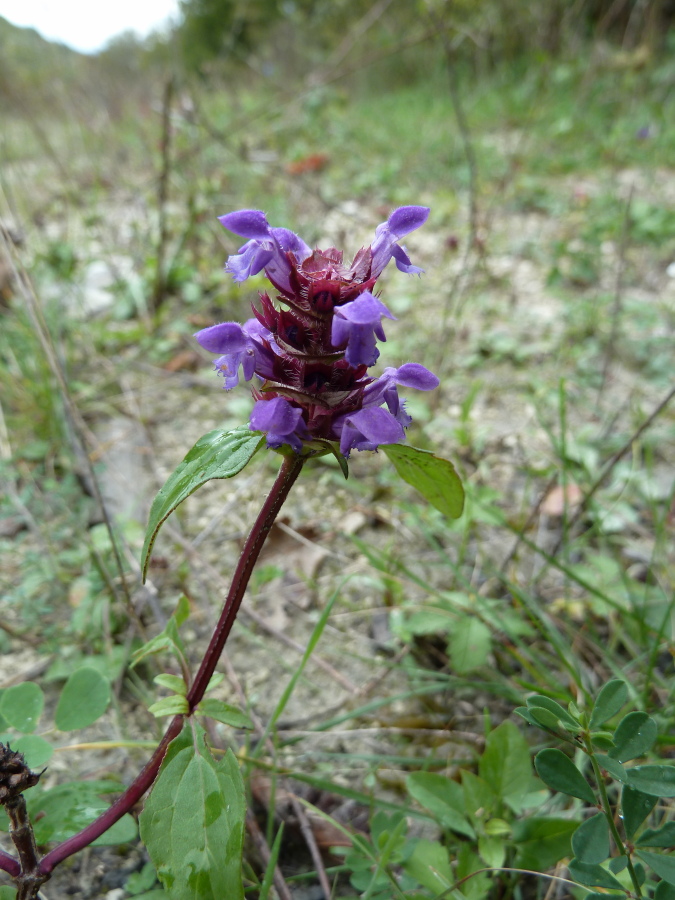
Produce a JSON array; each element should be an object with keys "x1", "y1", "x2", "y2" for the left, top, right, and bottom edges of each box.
[
  {"x1": 39, "y1": 453, "x2": 304, "y2": 875},
  {"x1": 585, "y1": 737, "x2": 642, "y2": 898},
  {"x1": 186, "y1": 453, "x2": 304, "y2": 707},
  {"x1": 5, "y1": 794, "x2": 47, "y2": 899}
]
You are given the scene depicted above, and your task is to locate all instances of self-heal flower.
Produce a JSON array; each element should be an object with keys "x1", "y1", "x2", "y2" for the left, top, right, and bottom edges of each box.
[
  {"x1": 333, "y1": 363, "x2": 439, "y2": 455},
  {"x1": 195, "y1": 319, "x2": 275, "y2": 388},
  {"x1": 331, "y1": 291, "x2": 395, "y2": 368},
  {"x1": 250, "y1": 397, "x2": 308, "y2": 454},
  {"x1": 363, "y1": 363, "x2": 439, "y2": 427},
  {"x1": 219, "y1": 210, "x2": 311, "y2": 295},
  {"x1": 198, "y1": 204, "x2": 436, "y2": 455},
  {"x1": 337, "y1": 407, "x2": 405, "y2": 455},
  {"x1": 370, "y1": 206, "x2": 430, "y2": 277}
]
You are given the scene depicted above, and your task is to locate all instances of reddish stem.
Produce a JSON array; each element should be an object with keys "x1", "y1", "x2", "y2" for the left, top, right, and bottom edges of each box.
[
  {"x1": 0, "y1": 847, "x2": 20, "y2": 878},
  {"x1": 39, "y1": 453, "x2": 304, "y2": 875}
]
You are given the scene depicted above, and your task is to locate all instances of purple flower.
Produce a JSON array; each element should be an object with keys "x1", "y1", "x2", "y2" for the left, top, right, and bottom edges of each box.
[
  {"x1": 337, "y1": 407, "x2": 405, "y2": 455},
  {"x1": 331, "y1": 292, "x2": 395, "y2": 367},
  {"x1": 370, "y1": 206, "x2": 429, "y2": 277},
  {"x1": 250, "y1": 397, "x2": 309, "y2": 453},
  {"x1": 334, "y1": 362, "x2": 439, "y2": 455},
  {"x1": 363, "y1": 363, "x2": 439, "y2": 425},
  {"x1": 218, "y1": 210, "x2": 311, "y2": 294},
  {"x1": 194, "y1": 320, "x2": 275, "y2": 388}
]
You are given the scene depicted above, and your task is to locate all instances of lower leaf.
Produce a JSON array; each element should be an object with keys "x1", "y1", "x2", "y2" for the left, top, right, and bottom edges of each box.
[{"x1": 140, "y1": 723, "x2": 246, "y2": 900}]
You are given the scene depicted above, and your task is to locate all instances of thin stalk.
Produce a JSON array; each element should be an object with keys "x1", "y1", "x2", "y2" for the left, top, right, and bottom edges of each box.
[
  {"x1": 585, "y1": 737, "x2": 642, "y2": 897},
  {"x1": 39, "y1": 453, "x2": 304, "y2": 875},
  {"x1": 186, "y1": 453, "x2": 304, "y2": 707},
  {"x1": 5, "y1": 794, "x2": 46, "y2": 899}
]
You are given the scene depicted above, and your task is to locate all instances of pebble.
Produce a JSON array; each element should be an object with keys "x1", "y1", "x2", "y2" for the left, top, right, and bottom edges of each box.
[{"x1": 105, "y1": 890, "x2": 125, "y2": 900}]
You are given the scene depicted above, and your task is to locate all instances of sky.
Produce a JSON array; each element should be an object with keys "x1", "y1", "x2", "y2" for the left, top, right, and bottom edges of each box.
[{"x1": 0, "y1": 0, "x2": 180, "y2": 54}]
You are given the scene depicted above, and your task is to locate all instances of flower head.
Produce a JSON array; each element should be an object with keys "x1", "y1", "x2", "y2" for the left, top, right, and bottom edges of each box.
[{"x1": 196, "y1": 205, "x2": 437, "y2": 456}]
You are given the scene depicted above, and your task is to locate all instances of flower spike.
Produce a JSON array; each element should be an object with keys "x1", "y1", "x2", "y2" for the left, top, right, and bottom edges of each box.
[{"x1": 198, "y1": 205, "x2": 437, "y2": 454}]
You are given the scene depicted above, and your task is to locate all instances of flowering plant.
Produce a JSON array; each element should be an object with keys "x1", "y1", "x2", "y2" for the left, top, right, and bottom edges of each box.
[{"x1": 0, "y1": 206, "x2": 463, "y2": 900}]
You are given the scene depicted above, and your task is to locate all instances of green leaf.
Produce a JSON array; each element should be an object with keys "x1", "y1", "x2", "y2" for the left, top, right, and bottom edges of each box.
[
  {"x1": 627, "y1": 766, "x2": 675, "y2": 797},
  {"x1": 380, "y1": 443, "x2": 464, "y2": 519},
  {"x1": 526, "y1": 695, "x2": 581, "y2": 732},
  {"x1": 528, "y1": 706, "x2": 567, "y2": 731},
  {"x1": 204, "y1": 673, "x2": 225, "y2": 692},
  {"x1": 637, "y1": 822, "x2": 675, "y2": 848},
  {"x1": 148, "y1": 695, "x2": 189, "y2": 718},
  {"x1": 196, "y1": 699, "x2": 253, "y2": 730},
  {"x1": 608, "y1": 857, "x2": 628, "y2": 873},
  {"x1": 567, "y1": 859, "x2": 624, "y2": 889},
  {"x1": 582, "y1": 894, "x2": 623, "y2": 900},
  {"x1": 590, "y1": 732, "x2": 616, "y2": 751},
  {"x1": 478, "y1": 834, "x2": 505, "y2": 868},
  {"x1": 571, "y1": 814, "x2": 609, "y2": 864},
  {"x1": 455, "y1": 844, "x2": 491, "y2": 900},
  {"x1": 153, "y1": 674, "x2": 187, "y2": 695},
  {"x1": 634, "y1": 861, "x2": 646, "y2": 885},
  {"x1": 462, "y1": 770, "x2": 497, "y2": 825},
  {"x1": 55, "y1": 668, "x2": 111, "y2": 731},
  {"x1": 595, "y1": 754, "x2": 628, "y2": 783},
  {"x1": 0, "y1": 683, "x2": 44, "y2": 733},
  {"x1": 141, "y1": 426, "x2": 265, "y2": 580},
  {"x1": 589, "y1": 680, "x2": 628, "y2": 728},
  {"x1": 655, "y1": 881, "x2": 675, "y2": 900},
  {"x1": 534, "y1": 749, "x2": 596, "y2": 804},
  {"x1": 403, "y1": 838, "x2": 453, "y2": 893},
  {"x1": 480, "y1": 721, "x2": 533, "y2": 812},
  {"x1": 0, "y1": 888, "x2": 16, "y2": 899},
  {"x1": 407, "y1": 772, "x2": 475, "y2": 838},
  {"x1": 125, "y1": 862, "x2": 158, "y2": 895},
  {"x1": 636, "y1": 850, "x2": 675, "y2": 885},
  {"x1": 514, "y1": 706, "x2": 544, "y2": 729},
  {"x1": 27, "y1": 781, "x2": 137, "y2": 846},
  {"x1": 608, "y1": 712, "x2": 657, "y2": 762},
  {"x1": 131, "y1": 597, "x2": 190, "y2": 671},
  {"x1": 173, "y1": 594, "x2": 190, "y2": 626},
  {"x1": 622, "y1": 786, "x2": 658, "y2": 838},
  {"x1": 308, "y1": 438, "x2": 349, "y2": 479},
  {"x1": 448, "y1": 616, "x2": 491, "y2": 674},
  {"x1": 12, "y1": 735, "x2": 53, "y2": 768},
  {"x1": 485, "y1": 818, "x2": 511, "y2": 836},
  {"x1": 140, "y1": 723, "x2": 246, "y2": 900},
  {"x1": 259, "y1": 825, "x2": 284, "y2": 900}
]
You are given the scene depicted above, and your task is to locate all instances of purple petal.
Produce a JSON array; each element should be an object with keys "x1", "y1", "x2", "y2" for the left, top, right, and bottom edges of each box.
[
  {"x1": 226, "y1": 240, "x2": 275, "y2": 282},
  {"x1": 391, "y1": 244, "x2": 424, "y2": 275},
  {"x1": 345, "y1": 325, "x2": 380, "y2": 368},
  {"x1": 250, "y1": 397, "x2": 303, "y2": 436},
  {"x1": 214, "y1": 354, "x2": 247, "y2": 390},
  {"x1": 392, "y1": 363, "x2": 439, "y2": 391},
  {"x1": 386, "y1": 206, "x2": 430, "y2": 238},
  {"x1": 338, "y1": 407, "x2": 405, "y2": 455},
  {"x1": 370, "y1": 207, "x2": 429, "y2": 279},
  {"x1": 218, "y1": 210, "x2": 271, "y2": 240},
  {"x1": 331, "y1": 292, "x2": 395, "y2": 367},
  {"x1": 270, "y1": 226, "x2": 311, "y2": 260},
  {"x1": 336, "y1": 292, "x2": 395, "y2": 325},
  {"x1": 194, "y1": 322, "x2": 247, "y2": 353}
]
